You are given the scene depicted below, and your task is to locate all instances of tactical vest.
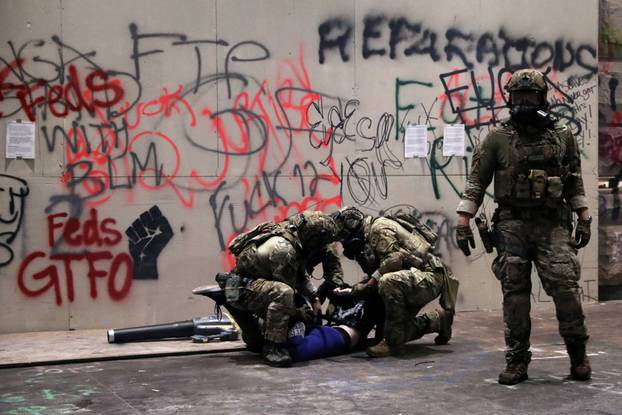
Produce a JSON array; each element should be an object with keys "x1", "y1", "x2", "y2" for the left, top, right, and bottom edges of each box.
[
  {"x1": 493, "y1": 122, "x2": 572, "y2": 208},
  {"x1": 365, "y1": 217, "x2": 432, "y2": 262}
]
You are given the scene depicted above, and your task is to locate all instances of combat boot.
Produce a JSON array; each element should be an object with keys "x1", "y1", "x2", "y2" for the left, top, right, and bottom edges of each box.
[
  {"x1": 192, "y1": 285, "x2": 264, "y2": 353},
  {"x1": 193, "y1": 285, "x2": 227, "y2": 305},
  {"x1": 262, "y1": 341, "x2": 292, "y2": 367},
  {"x1": 434, "y1": 309, "x2": 454, "y2": 345},
  {"x1": 366, "y1": 339, "x2": 401, "y2": 357},
  {"x1": 498, "y1": 361, "x2": 529, "y2": 385},
  {"x1": 566, "y1": 342, "x2": 591, "y2": 381}
]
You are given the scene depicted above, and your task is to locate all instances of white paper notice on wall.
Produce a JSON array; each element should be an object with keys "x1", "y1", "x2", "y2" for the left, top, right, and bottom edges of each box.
[
  {"x1": 442, "y1": 124, "x2": 465, "y2": 157},
  {"x1": 404, "y1": 125, "x2": 428, "y2": 158},
  {"x1": 6, "y1": 120, "x2": 36, "y2": 159}
]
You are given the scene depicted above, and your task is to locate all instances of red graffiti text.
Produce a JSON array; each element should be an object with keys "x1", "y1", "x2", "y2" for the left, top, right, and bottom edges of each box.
[{"x1": 18, "y1": 209, "x2": 133, "y2": 305}]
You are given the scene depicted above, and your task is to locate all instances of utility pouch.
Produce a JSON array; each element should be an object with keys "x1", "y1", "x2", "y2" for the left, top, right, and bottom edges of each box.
[
  {"x1": 427, "y1": 253, "x2": 444, "y2": 270},
  {"x1": 515, "y1": 174, "x2": 531, "y2": 199},
  {"x1": 547, "y1": 176, "x2": 563, "y2": 200},
  {"x1": 494, "y1": 170, "x2": 513, "y2": 200},
  {"x1": 224, "y1": 273, "x2": 243, "y2": 303},
  {"x1": 215, "y1": 272, "x2": 229, "y2": 289},
  {"x1": 528, "y1": 169, "x2": 547, "y2": 200}
]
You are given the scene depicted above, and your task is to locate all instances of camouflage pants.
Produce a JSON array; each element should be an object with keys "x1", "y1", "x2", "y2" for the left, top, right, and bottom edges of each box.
[
  {"x1": 231, "y1": 278, "x2": 295, "y2": 344},
  {"x1": 492, "y1": 218, "x2": 589, "y2": 364},
  {"x1": 377, "y1": 268, "x2": 445, "y2": 347}
]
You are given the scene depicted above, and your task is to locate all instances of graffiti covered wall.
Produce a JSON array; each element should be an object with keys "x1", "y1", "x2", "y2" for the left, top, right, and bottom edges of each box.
[
  {"x1": 599, "y1": 0, "x2": 622, "y2": 300},
  {"x1": 0, "y1": 0, "x2": 598, "y2": 332}
]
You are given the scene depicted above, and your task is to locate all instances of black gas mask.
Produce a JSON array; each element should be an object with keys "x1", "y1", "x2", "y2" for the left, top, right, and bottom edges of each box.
[{"x1": 509, "y1": 90, "x2": 546, "y2": 124}]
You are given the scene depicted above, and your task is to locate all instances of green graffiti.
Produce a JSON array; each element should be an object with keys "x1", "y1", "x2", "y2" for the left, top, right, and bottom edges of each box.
[
  {"x1": 427, "y1": 137, "x2": 467, "y2": 200},
  {"x1": 396, "y1": 77, "x2": 495, "y2": 202},
  {"x1": 395, "y1": 77, "x2": 464, "y2": 199},
  {"x1": 7, "y1": 406, "x2": 48, "y2": 415},
  {"x1": 76, "y1": 387, "x2": 100, "y2": 397},
  {"x1": 1, "y1": 393, "x2": 26, "y2": 404},
  {"x1": 394, "y1": 78, "x2": 433, "y2": 140},
  {"x1": 41, "y1": 390, "x2": 55, "y2": 401}
]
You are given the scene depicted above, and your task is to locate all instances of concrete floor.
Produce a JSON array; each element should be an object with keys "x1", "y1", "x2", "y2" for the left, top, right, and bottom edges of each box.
[{"x1": 1, "y1": 301, "x2": 622, "y2": 415}]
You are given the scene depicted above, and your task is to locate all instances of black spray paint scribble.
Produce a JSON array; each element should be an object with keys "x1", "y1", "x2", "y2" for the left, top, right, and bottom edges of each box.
[
  {"x1": 125, "y1": 205, "x2": 173, "y2": 279},
  {"x1": 317, "y1": 16, "x2": 597, "y2": 76},
  {"x1": 0, "y1": 174, "x2": 29, "y2": 267}
]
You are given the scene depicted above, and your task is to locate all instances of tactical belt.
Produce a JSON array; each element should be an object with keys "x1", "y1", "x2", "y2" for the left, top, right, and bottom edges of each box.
[{"x1": 494, "y1": 205, "x2": 571, "y2": 222}]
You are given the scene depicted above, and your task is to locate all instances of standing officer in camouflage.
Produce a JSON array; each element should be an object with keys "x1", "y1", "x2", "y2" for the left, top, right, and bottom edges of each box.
[
  {"x1": 455, "y1": 69, "x2": 592, "y2": 385},
  {"x1": 224, "y1": 211, "x2": 345, "y2": 367},
  {"x1": 333, "y1": 207, "x2": 458, "y2": 357}
]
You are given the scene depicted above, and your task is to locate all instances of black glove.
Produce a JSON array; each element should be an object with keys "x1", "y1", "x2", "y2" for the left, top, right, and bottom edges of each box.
[
  {"x1": 342, "y1": 237, "x2": 363, "y2": 259},
  {"x1": 316, "y1": 280, "x2": 337, "y2": 303},
  {"x1": 294, "y1": 305, "x2": 315, "y2": 325},
  {"x1": 574, "y1": 216, "x2": 591, "y2": 249},
  {"x1": 456, "y1": 224, "x2": 475, "y2": 256}
]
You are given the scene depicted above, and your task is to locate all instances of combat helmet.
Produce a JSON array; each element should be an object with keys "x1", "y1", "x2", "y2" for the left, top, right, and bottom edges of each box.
[
  {"x1": 294, "y1": 211, "x2": 341, "y2": 250},
  {"x1": 331, "y1": 206, "x2": 366, "y2": 259},
  {"x1": 504, "y1": 69, "x2": 547, "y2": 94},
  {"x1": 331, "y1": 206, "x2": 365, "y2": 238},
  {"x1": 504, "y1": 69, "x2": 549, "y2": 121}
]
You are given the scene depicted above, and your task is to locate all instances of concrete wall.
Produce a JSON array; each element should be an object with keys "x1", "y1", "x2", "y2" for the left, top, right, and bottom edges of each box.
[
  {"x1": 0, "y1": 0, "x2": 599, "y2": 332},
  {"x1": 599, "y1": 0, "x2": 622, "y2": 300}
]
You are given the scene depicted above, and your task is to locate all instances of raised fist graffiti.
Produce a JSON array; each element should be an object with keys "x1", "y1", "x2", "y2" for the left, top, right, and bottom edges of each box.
[{"x1": 125, "y1": 206, "x2": 174, "y2": 279}]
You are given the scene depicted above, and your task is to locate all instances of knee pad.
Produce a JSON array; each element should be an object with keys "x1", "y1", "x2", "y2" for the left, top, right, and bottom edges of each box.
[{"x1": 539, "y1": 257, "x2": 581, "y2": 296}]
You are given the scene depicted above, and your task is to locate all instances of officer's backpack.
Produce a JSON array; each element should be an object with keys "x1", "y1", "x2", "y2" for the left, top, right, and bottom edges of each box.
[
  {"x1": 227, "y1": 222, "x2": 281, "y2": 256},
  {"x1": 386, "y1": 211, "x2": 438, "y2": 248}
]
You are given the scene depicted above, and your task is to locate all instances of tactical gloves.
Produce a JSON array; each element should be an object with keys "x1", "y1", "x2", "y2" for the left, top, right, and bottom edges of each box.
[
  {"x1": 574, "y1": 216, "x2": 591, "y2": 249},
  {"x1": 456, "y1": 224, "x2": 476, "y2": 256},
  {"x1": 294, "y1": 305, "x2": 316, "y2": 325}
]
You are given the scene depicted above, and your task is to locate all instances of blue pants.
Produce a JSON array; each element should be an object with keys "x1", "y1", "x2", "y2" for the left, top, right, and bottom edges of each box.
[{"x1": 287, "y1": 326, "x2": 349, "y2": 362}]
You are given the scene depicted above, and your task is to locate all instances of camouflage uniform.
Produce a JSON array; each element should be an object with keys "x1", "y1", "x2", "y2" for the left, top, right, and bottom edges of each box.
[
  {"x1": 349, "y1": 215, "x2": 459, "y2": 348},
  {"x1": 231, "y1": 211, "x2": 344, "y2": 345},
  {"x1": 456, "y1": 70, "x2": 589, "y2": 369}
]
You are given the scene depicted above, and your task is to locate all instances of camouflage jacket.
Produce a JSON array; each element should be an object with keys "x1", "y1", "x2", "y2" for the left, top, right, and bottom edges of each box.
[
  {"x1": 361, "y1": 216, "x2": 431, "y2": 275},
  {"x1": 281, "y1": 211, "x2": 345, "y2": 289},
  {"x1": 234, "y1": 211, "x2": 344, "y2": 297},
  {"x1": 457, "y1": 119, "x2": 587, "y2": 216},
  {"x1": 350, "y1": 216, "x2": 432, "y2": 298}
]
